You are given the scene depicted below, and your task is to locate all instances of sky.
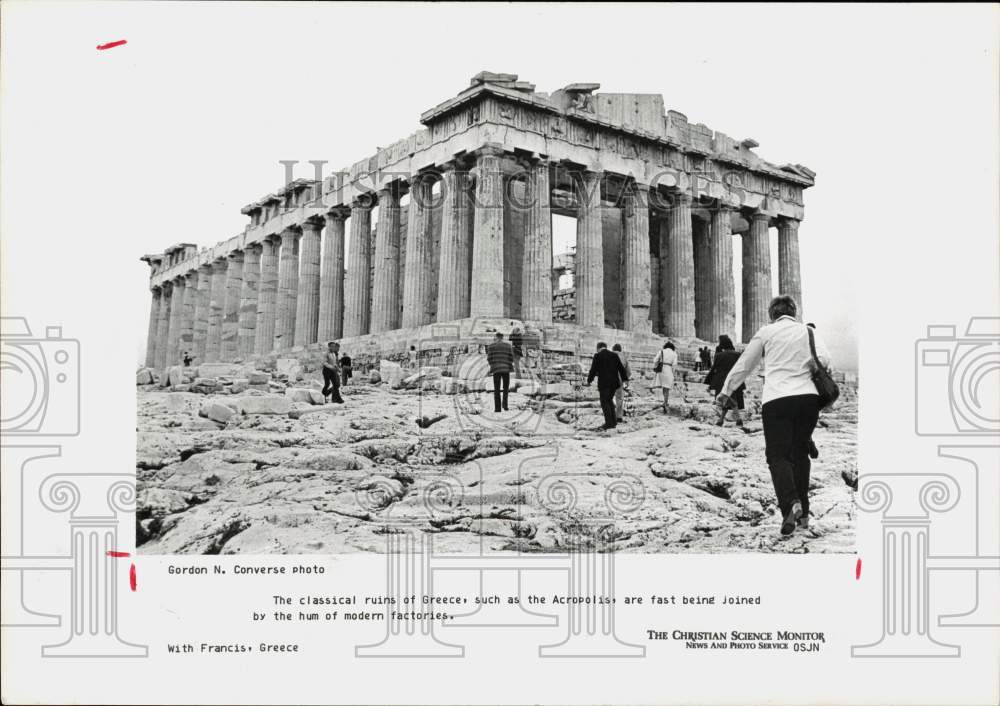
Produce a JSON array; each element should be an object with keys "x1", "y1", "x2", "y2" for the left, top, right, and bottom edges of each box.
[{"x1": 3, "y1": 3, "x2": 997, "y2": 374}]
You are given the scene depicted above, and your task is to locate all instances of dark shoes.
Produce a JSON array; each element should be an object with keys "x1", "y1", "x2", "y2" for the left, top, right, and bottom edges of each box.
[
  {"x1": 781, "y1": 502, "x2": 803, "y2": 536},
  {"x1": 808, "y1": 439, "x2": 819, "y2": 459}
]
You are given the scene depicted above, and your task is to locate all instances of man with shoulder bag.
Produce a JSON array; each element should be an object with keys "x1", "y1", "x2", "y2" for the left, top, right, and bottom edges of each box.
[{"x1": 714, "y1": 295, "x2": 837, "y2": 537}]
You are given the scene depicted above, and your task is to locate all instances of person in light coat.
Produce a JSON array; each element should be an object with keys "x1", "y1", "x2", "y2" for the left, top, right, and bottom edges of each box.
[{"x1": 651, "y1": 341, "x2": 678, "y2": 414}]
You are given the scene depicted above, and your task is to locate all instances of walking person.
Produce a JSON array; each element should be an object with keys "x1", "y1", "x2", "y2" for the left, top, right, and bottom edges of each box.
[
  {"x1": 715, "y1": 295, "x2": 832, "y2": 537},
  {"x1": 705, "y1": 335, "x2": 745, "y2": 426},
  {"x1": 611, "y1": 343, "x2": 632, "y2": 423},
  {"x1": 699, "y1": 346, "x2": 712, "y2": 372},
  {"x1": 586, "y1": 341, "x2": 629, "y2": 431},
  {"x1": 407, "y1": 345, "x2": 418, "y2": 370},
  {"x1": 339, "y1": 352, "x2": 353, "y2": 387},
  {"x1": 322, "y1": 341, "x2": 344, "y2": 404},
  {"x1": 651, "y1": 341, "x2": 678, "y2": 414},
  {"x1": 486, "y1": 332, "x2": 514, "y2": 413},
  {"x1": 510, "y1": 326, "x2": 525, "y2": 377}
]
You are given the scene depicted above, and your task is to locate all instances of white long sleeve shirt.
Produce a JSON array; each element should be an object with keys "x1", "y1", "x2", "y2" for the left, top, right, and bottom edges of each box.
[{"x1": 721, "y1": 316, "x2": 832, "y2": 405}]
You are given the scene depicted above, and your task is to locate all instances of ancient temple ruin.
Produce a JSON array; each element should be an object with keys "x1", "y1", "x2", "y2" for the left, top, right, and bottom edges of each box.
[{"x1": 142, "y1": 72, "x2": 814, "y2": 371}]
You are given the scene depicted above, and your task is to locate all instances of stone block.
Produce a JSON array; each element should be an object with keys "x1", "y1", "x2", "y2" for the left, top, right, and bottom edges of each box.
[
  {"x1": 276, "y1": 358, "x2": 303, "y2": 381},
  {"x1": 247, "y1": 371, "x2": 270, "y2": 385},
  {"x1": 401, "y1": 365, "x2": 443, "y2": 390},
  {"x1": 136, "y1": 368, "x2": 155, "y2": 385},
  {"x1": 285, "y1": 388, "x2": 325, "y2": 405},
  {"x1": 228, "y1": 379, "x2": 249, "y2": 394},
  {"x1": 379, "y1": 359, "x2": 405, "y2": 388},
  {"x1": 199, "y1": 401, "x2": 236, "y2": 424},
  {"x1": 197, "y1": 363, "x2": 242, "y2": 378},
  {"x1": 234, "y1": 395, "x2": 292, "y2": 415},
  {"x1": 166, "y1": 365, "x2": 184, "y2": 388}
]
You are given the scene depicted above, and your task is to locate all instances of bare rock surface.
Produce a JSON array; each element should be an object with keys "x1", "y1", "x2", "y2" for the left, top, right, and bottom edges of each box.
[{"x1": 137, "y1": 374, "x2": 857, "y2": 555}]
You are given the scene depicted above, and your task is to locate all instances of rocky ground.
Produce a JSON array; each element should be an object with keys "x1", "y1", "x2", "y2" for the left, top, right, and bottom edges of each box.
[{"x1": 136, "y1": 363, "x2": 858, "y2": 555}]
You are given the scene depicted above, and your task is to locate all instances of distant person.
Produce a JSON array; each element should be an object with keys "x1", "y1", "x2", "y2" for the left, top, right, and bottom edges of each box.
[
  {"x1": 510, "y1": 327, "x2": 525, "y2": 376},
  {"x1": 182, "y1": 351, "x2": 193, "y2": 367},
  {"x1": 586, "y1": 341, "x2": 629, "y2": 431},
  {"x1": 651, "y1": 341, "x2": 678, "y2": 414},
  {"x1": 715, "y1": 295, "x2": 832, "y2": 537},
  {"x1": 486, "y1": 332, "x2": 515, "y2": 413},
  {"x1": 407, "y1": 345, "x2": 418, "y2": 370},
  {"x1": 611, "y1": 343, "x2": 632, "y2": 423},
  {"x1": 704, "y1": 335, "x2": 745, "y2": 426},
  {"x1": 699, "y1": 346, "x2": 712, "y2": 372},
  {"x1": 322, "y1": 341, "x2": 344, "y2": 404},
  {"x1": 339, "y1": 353, "x2": 353, "y2": 387}
]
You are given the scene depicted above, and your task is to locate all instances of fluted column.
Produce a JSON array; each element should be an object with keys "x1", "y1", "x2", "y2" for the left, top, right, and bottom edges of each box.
[
  {"x1": 293, "y1": 219, "x2": 323, "y2": 346},
  {"x1": 221, "y1": 251, "x2": 243, "y2": 361},
  {"x1": 318, "y1": 209, "x2": 347, "y2": 342},
  {"x1": 402, "y1": 175, "x2": 434, "y2": 328},
  {"x1": 663, "y1": 194, "x2": 696, "y2": 337},
  {"x1": 344, "y1": 201, "x2": 373, "y2": 337},
  {"x1": 692, "y1": 218, "x2": 711, "y2": 340},
  {"x1": 154, "y1": 282, "x2": 172, "y2": 370},
  {"x1": 778, "y1": 218, "x2": 802, "y2": 316},
  {"x1": 742, "y1": 213, "x2": 773, "y2": 341},
  {"x1": 205, "y1": 259, "x2": 227, "y2": 363},
  {"x1": 707, "y1": 205, "x2": 736, "y2": 340},
  {"x1": 521, "y1": 159, "x2": 553, "y2": 324},
  {"x1": 180, "y1": 271, "x2": 197, "y2": 358},
  {"x1": 164, "y1": 277, "x2": 185, "y2": 368},
  {"x1": 436, "y1": 165, "x2": 473, "y2": 321},
  {"x1": 144, "y1": 288, "x2": 161, "y2": 368},
  {"x1": 622, "y1": 182, "x2": 652, "y2": 332},
  {"x1": 192, "y1": 265, "x2": 212, "y2": 363},
  {"x1": 254, "y1": 237, "x2": 280, "y2": 356},
  {"x1": 275, "y1": 228, "x2": 300, "y2": 350},
  {"x1": 371, "y1": 187, "x2": 402, "y2": 332},
  {"x1": 470, "y1": 146, "x2": 505, "y2": 318},
  {"x1": 237, "y1": 244, "x2": 261, "y2": 358},
  {"x1": 575, "y1": 170, "x2": 604, "y2": 327}
]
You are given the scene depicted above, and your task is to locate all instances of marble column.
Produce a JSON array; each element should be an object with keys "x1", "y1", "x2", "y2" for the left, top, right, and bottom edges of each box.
[
  {"x1": 649, "y1": 254, "x2": 661, "y2": 334},
  {"x1": 402, "y1": 175, "x2": 434, "y2": 328},
  {"x1": 144, "y1": 288, "x2": 161, "y2": 368},
  {"x1": 344, "y1": 201, "x2": 373, "y2": 337},
  {"x1": 692, "y1": 218, "x2": 711, "y2": 340},
  {"x1": 663, "y1": 194, "x2": 696, "y2": 338},
  {"x1": 254, "y1": 237, "x2": 280, "y2": 356},
  {"x1": 437, "y1": 165, "x2": 473, "y2": 321},
  {"x1": 470, "y1": 146, "x2": 505, "y2": 318},
  {"x1": 205, "y1": 260, "x2": 228, "y2": 363},
  {"x1": 575, "y1": 170, "x2": 604, "y2": 327},
  {"x1": 164, "y1": 277, "x2": 185, "y2": 368},
  {"x1": 707, "y1": 205, "x2": 736, "y2": 341},
  {"x1": 521, "y1": 159, "x2": 553, "y2": 324},
  {"x1": 318, "y1": 209, "x2": 347, "y2": 342},
  {"x1": 621, "y1": 182, "x2": 652, "y2": 332},
  {"x1": 237, "y1": 244, "x2": 261, "y2": 358},
  {"x1": 742, "y1": 213, "x2": 773, "y2": 342},
  {"x1": 275, "y1": 228, "x2": 300, "y2": 350},
  {"x1": 192, "y1": 265, "x2": 212, "y2": 363},
  {"x1": 180, "y1": 271, "x2": 197, "y2": 358},
  {"x1": 778, "y1": 218, "x2": 802, "y2": 317},
  {"x1": 154, "y1": 283, "x2": 171, "y2": 369},
  {"x1": 221, "y1": 251, "x2": 244, "y2": 361},
  {"x1": 293, "y1": 219, "x2": 323, "y2": 346},
  {"x1": 371, "y1": 187, "x2": 402, "y2": 333}
]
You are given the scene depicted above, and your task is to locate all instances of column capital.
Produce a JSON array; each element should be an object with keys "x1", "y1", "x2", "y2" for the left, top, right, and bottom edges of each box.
[
  {"x1": 475, "y1": 143, "x2": 505, "y2": 159},
  {"x1": 350, "y1": 196, "x2": 375, "y2": 211},
  {"x1": 183, "y1": 270, "x2": 198, "y2": 283},
  {"x1": 325, "y1": 206, "x2": 351, "y2": 221},
  {"x1": 226, "y1": 249, "x2": 244, "y2": 263},
  {"x1": 244, "y1": 241, "x2": 263, "y2": 255},
  {"x1": 279, "y1": 227, "x2": 300, "y2": 245},
  {"x1": 300, "y1": 217, "x2": 324, "y2": 233},
  {"x1": 777, "y1": 217, "x2": 800, "y2": 231},
  {"x1": 749, "y1": 211, "x2": 772, "y2": 224},
  {"x1": 210, "y1": 259, "x2": 228, "y2": 274}
]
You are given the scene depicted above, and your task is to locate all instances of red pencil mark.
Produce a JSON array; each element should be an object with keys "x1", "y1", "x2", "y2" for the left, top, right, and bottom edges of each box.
[
  {"x1": 855, "y1": 557, "x2": 862, "y2": 580},
  {"x1": 130, "y1": 563, "x2": 137, "y2": 592},
  {"x1": 96, "y1": 39, "x2": 127, "y2": 51},
  {"x1": 107, "y1": 550, "x2": 131, "y2": 558}
]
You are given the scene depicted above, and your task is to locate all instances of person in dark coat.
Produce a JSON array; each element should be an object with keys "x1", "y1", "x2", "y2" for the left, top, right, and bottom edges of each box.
[
  {"x1": 339, "y1": 353, "x2": 353, "y2": 386},
  {"x1": 486, "y1": 333, "x2": 515, "y2": 412},
  {"x1": 586, "y1": 341, "x2": 629, "y2": 430},
  {"x1": 705, "y1": 335, "x2": 744, "y2": 424},
  {"x1": 699, "y1": 346, "x2": 712, "y2": 371}
]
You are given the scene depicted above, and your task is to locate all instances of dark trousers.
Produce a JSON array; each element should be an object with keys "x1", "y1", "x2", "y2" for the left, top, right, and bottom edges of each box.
[
  {"x1": 599, "y1": 385, "x2": 618, "y2": 428},
  {"x1": 322, "y1": 368, "x2": 343, "y2": 402},
  {"x1": 341, "y1": 367, "x2": 351, "y2": 386},
  {"x1": 762, "y1": 394, "x2": 820, "y2": 517},
  {"x1": 492, "y1": 372, "x2": 510, "y2": 412}
]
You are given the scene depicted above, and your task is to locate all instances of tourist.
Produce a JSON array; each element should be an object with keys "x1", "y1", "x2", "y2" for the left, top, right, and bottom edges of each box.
[
  {"x1": 322, "y1": 341, "x2": 344, "y2": 404},
  {"x1": 407, "y1": 345, "x2": 418, "y2": 370},
  {"x1": 715, "y1": 295, "x2": 832, "y2": 537},
  {"x1": 182, "y1": 351, "x2": 193, "y2": 367},
  {"x1": 611, "y1": 343, "x2": 632, "y2": 423},
  {"x1": 485, "y1": 332, "x2": 514, "y2": 413},
  {"x1": 705, "y1": 335, "x2": 745, "y2": 426},
  {"x1": 339, "y1": 352, "x2": 353, "y2": 387},
  {"x1": 510, "y1": 326, "x2": 524, "y2": 377},
  {"x1": 586, "y1": 341, "x2": 629, "y2": 431},
  {"x1": 699, "y1": 346, "x2": 712, "y2": 372},
  {"x1": 651, "y1": 341, "x2": 678, "y2": 414}
]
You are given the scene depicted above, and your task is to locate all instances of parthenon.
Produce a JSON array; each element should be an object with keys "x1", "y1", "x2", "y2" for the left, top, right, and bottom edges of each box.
[{"x1": 142, "y1": 72, "x2": 814, "y2": 371}]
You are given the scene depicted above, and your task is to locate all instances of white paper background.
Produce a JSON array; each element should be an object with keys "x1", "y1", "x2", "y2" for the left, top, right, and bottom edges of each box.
[{"x1": 1, "y1": 2, "x2": 998, "y2": 704}]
